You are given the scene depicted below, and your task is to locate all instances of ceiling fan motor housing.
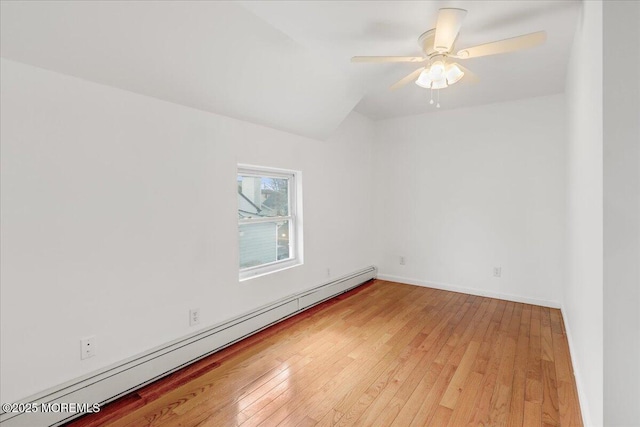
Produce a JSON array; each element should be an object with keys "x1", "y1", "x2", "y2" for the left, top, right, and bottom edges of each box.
[{"x1": 418, "y1": 29, "x2": 439, "y2": 57}]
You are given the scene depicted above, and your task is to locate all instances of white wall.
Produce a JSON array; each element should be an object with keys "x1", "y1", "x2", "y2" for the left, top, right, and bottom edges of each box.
[
  {"x1": 563, "y1": 1, "x2": 604, "y2": 425},
  {"x1": 0, "y1": 59, "x2": 375, "y2": 403},
  {"x1": 373, "y1": 94, "x2": 566, "y2": 307},
  {"x1": 603, "y1": 1, "x2": 640, "y2": 425}
]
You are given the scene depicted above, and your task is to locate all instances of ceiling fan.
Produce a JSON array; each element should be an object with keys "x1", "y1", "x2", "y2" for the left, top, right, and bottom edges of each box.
[{"x1": 352, "y1": 8, "x2": 546, "y2": 94}]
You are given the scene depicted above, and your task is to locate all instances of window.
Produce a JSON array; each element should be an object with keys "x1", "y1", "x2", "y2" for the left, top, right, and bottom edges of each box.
[{"x1": 237, "y1": 165, "x2": 301, "y2": 280}]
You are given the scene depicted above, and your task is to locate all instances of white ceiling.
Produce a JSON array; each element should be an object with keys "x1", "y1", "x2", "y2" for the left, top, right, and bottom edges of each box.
[{"x1": 0, "y1": 1, "x2": 581, "y2": 139}]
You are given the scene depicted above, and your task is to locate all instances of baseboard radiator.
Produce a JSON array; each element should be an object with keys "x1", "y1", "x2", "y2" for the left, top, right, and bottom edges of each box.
[{"x1": 0, "y1": 266, "x2": 377, "y2": 427}]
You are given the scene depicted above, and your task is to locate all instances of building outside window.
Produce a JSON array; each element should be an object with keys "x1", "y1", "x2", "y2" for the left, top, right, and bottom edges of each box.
[{"x1": 237, "y1": 165, "x2": 301, "y2": 279}]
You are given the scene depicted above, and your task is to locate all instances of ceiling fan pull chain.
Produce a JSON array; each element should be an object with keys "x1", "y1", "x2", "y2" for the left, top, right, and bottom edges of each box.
[
  {"x1": 429, "y1": 87, "x2": 434, "y2": 105},
  {"x1": 436, "y1": 89, "x2": 441, "y2": 108}
]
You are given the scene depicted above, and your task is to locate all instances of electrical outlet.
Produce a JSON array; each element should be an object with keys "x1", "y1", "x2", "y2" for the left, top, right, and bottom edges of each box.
[
  {"x1": 189, "y1": 308, "x2": 200, "y2": 326},
  {"x1": 493, "y1": 267, "x2": 502, "y2": 277},
  {"x1": 80, "y1": 336, "x2": 96, "y2": 360},
  {"x1": 399, "y1": 256, "x2": 406, "y2": 265}
]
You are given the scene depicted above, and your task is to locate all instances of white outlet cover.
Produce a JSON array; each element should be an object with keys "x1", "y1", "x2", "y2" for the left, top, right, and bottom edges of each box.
[
  {"x1": 189, "y1": 308, "x2": 200, "y2": 326},
  {"x1": 80, "y1": 336, "x2": 96, "y2": 360}
]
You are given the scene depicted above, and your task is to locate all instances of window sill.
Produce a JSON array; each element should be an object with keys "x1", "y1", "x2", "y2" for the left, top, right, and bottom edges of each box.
[{"x1": 239, "y1": 260, "x2": 302, "y2": 282}]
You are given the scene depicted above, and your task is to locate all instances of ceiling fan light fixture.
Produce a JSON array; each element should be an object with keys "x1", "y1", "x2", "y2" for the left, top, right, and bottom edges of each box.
[
  {"x1": 416, "y1": 61, "x2": 459, "y2": 89},
  {"x1": 429, "y1": 60, "x2": 445, "y2": 77},
  {"x1": 431, "y1": 77, "x2": 448, "y2": 89},
  {"x1": 415, "y1": 69, "x2": 433, "y2": 88},
  {"x1": 445, "y1": 64, "x2": 464, "y2": 85}
]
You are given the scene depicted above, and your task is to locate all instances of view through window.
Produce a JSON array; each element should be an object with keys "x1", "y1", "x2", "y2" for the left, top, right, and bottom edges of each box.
[{"x1": 237, "y1": 166, "x2": 299, "y2": 279}]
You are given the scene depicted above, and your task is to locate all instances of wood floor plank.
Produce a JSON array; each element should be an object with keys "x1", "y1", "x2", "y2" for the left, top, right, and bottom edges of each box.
[
  {"x1": 486, "y1": 302, "x2": 521, "y2": 425},
  {"x1": 351, "y1": 347, "x2": 426, "y2": 426},
  {"x1": 552, "y1": 312, "x2": 583, "y2": 427},
  {"x1": 247, "y1": 355, "x2": 356, "y2": 427},
  {"x1": 508, "y1": 304, "x2": 532, "y2": 427},
  {"x1": 541, "y1": 307, "x2": 555, "y2": 362},
  {"x1": 445, "y1": 371, "x2": 483, "y2": 427},
  {"x1": 430, "y1": 405, "x2": 453, "y2": 426},
  {"x1": 542, "y1": 359, "x2": 561, "y2": 426},
  {"x1": 247, "y1": 332, "x2": 387, "y2": 425},
  {"x1": 526, "y1": 305, "x2": 543, "y2": 404},
  {"x1": 551, "y1": 331, "x2": 573, "y2": 383},
  {"x1": 557, "y1": 380, "x2": 584, "y2": 427},
  {"x1": 440, "y1": 340, "x2": 481, "y2": 409},
  {"x1": 341, "y1": 293, "x2": 461, "y2": 427},
  {"x1": 292, "y1": 288, "x2": 440, "y2": 426},
  {"x1": 460, "y1": 301, "x2": 515, "y2": 426},
  {"x1": 330, "y1": 292, "x2": 467, "y2": 426},
  {"x1": 163, "y1": 333, "x2": 342, "y2": 423},
  {"x1": 368, "y1": 396, "x2": 405, "y2": 427},
  {"x1": 524, "y1": 401, "x2": 543, "y2": 426},
  {"x1": 389, "y1": 295, "x2": 474, "y2": 426},
  {"x1": 549, "y1": 308, "x2": 564, "y2": 335},
  {"x1": 345, "y1": 343, "x2": 426, "y2": 427},
  {"x1": 396, "y1": 362, "x2": 451, "y2": 427},
  {"x1": 472, "y1": 299, "x2": 506, "y2": 376},
  {"x1": 65, "y1": 280, "x2": 583, "y2": 427},
  {"x1": 253, "y1": 287, "x2": 430, "y2": 426},
  {"x1": 332, "y1": 311, "x2": 448, "y2": 425},
  {"x1": 285, "y1": 318, "x2": 419, "y2": 425},
  {"x1": 400, "y1": 294, "x2": 492, "y2": 426}
]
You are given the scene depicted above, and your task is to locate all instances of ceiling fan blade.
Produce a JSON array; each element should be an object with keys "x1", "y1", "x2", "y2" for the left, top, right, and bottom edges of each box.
[
  {"x1": 351, "y1": 56, "x2": 425, "y2": 63},
  {"x1": 455, "y1": 63, "x2": 479, "y2": 84},
  {"x1": 390, "y1": 67, "x2": 424, "y2": 90},
  {"x1": 434, "y1": 8, "x2": 467, "y2": 53},
  {"x1": 455, "y1": 31, "x2": 546, "y2": 59}
]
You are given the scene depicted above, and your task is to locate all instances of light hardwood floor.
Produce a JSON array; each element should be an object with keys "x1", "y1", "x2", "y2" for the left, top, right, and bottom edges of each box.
[{"x1": 66, "y1": 280, "x2": 583, "y2": 426}]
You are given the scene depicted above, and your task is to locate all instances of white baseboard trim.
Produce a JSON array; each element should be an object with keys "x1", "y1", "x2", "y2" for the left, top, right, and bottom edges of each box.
[
  {"x1": 0, "y1": 266, "x2": 377, "y2": 427},
  {"x1": 377, "y1": 273, "x2": 561, "y2": 309},
  {"x1": 560, "y1": 304, "x2": 593, "y2": 427}
]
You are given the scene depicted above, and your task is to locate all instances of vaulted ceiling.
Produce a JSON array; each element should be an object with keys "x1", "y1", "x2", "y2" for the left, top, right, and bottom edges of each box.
[{"x1": 0, "y1": 1, "x2": 581, "y2": 139}]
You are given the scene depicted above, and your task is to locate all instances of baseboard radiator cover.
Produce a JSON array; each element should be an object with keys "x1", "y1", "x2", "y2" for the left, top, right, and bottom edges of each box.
[{"x1": 0, "y1": 266, "x2": 377, "y2": 427}]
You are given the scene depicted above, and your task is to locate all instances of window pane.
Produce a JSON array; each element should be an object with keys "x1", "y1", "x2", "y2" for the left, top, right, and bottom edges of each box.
[
  {"x1": 238, "y1": 175, "x2": 289, "y2": 219},
  {"x1": 277, "y1": 221, "x2": 291, "y2": 261},
  {"x1": 239, "y1": 220, "x2": 290, "y2": 269}
]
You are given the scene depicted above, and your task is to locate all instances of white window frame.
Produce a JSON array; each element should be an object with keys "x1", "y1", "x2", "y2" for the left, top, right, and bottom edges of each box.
[{"x1": 237, "y1": 165, "x2": 302, "y2": 280}]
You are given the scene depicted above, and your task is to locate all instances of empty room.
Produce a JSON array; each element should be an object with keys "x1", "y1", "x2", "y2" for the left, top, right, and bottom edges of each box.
[{"x1": 0, "y1": 1, "x2": 638, "y2": 426}]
